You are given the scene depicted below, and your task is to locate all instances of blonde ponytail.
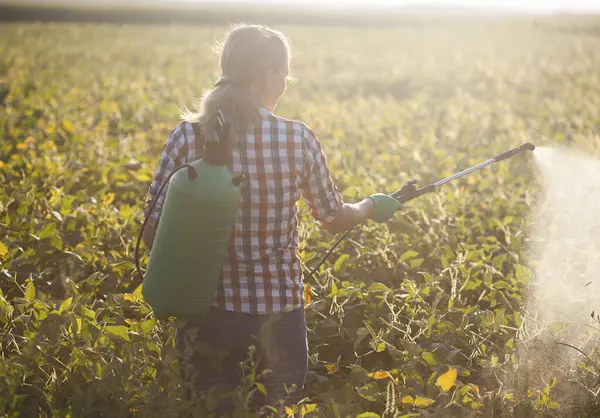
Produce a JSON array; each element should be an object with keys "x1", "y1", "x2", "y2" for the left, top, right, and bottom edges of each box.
[{"x1": 181, "y1": 24, "x2": 291, "y2": 143}]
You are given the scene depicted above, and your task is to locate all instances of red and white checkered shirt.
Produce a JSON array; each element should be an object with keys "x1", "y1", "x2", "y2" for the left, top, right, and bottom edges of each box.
[{"x1": 144, "y1": 107, "x2": 343, "y2": 314}]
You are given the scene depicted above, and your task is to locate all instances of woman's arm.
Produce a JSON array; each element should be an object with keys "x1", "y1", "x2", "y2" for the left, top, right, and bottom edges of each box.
[
  {"x1": 142, "y1": 123, "x2": 192, "y2": 250},
  {"x1": 299, "y1": 125, "x2": 401, "y2": 234},
  {"x1": 142, "y1": 222, "x2": 157, "y2": 250},
  {"x1": 321, "y1": 198, "x2": 374, "y2": 234}
]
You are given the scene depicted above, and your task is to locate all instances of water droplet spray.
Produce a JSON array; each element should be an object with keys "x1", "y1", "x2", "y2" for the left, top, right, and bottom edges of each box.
[{"x1": 514, "y1": 145, "x2": 600, "y2": 404}]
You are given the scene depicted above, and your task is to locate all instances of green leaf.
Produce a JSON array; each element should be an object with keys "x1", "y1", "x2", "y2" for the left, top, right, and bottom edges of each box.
[
  {"x1": 25, "y1": 282, "x2": 35, "y2": 301},
  {"x1": 38, "y1": 223, "x2": 57, "y2": 240},
  {"x1": 133, "y1": 284, "x2": 143, "y2": 298},
  {"x1": 349, "y1": 364, "x2": 371, "y2": 386},
  {"x1": 331, "y1": 280, "x2": 338, "y2": 295},
  {"x1": 58, "y1": 296, "x2": 73, "y2": 314},
  {"x1": 514, "y1": 311, "x2": 522, "y2": 328},
  {"x1": 355, "y1": 381, "x2": 379, "y2": 402},
  {"x1": 51, "y1": 235, "x2": 63, "y2": 251},
  {"x1": 409, "y1": 258, "x2": 424, "y2": 268},
  {"x1": 421, "y1": 351, "x2": 437, "y2": 365},
  {"x1": 50, "y1": 210, "x2": 63, "y2": 222},
  {"x1": 139, "y1": 319, "x2": 155, "y2": 334},
  {"x1": 0, "y1": 293, "x2": 13, "y2": 321},
  {"x1": 463, "y1": 278, "x2": 482, "y2": 291},
  {"x1": 491, "y1": 353, "x2": 499, "y2": 367},
  {"x1": 363, "y1": 320, "x2": 377, "y2": 338},
  {"x1": 356, "y1": 413, "x2": 380, "y2": 418},
  {"x1": 414, "y1": 396, "x2": 435, "y2": 407},
  {"x1": 0, "y1": 241, "x2": 7, "y2": 258},
  {"x1": 514, "y1": 264, "x2": 533, "y2": 283},
  {"x1": 354, "y1": 327, "x2": 370, "y2": 351},
  {"x1": 334, "y1": 254, "x2": 350, "y2": 273},
  {"x1": 400, "y1": 250, "x2": 418, "y2": 261},
  {"x1": 548, "y1": 321, "x2": 569, "y2": 334},
  {"x1": 255, "y1": 383, "x2": 267, "y2": 395},
  {"x1": 492, "y1": 281, "x2": 510, "y2": 290},
  {"x1": 367, "y1": 282, "x2": 389, "y2": 293},
  {"x1": 441, "y1": 256, "x2": 450, "y2": 269},
  {"x1": 105, "y1": 325, "x2": 131, "y2": 342}
]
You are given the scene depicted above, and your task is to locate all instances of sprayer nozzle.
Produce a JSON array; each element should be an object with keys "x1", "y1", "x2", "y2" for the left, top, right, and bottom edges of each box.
[{"x1": 522, "y1": 143, "x2": 536, "y2": 151}]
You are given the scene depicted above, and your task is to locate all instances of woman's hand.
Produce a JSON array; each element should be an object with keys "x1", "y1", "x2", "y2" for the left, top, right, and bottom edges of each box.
[
  {"x1": 368, "y1": 193, "x2": 402, "y2": 223},
  {"x1": 321, "y1": 194, "x2": 401, "y2": 234}
]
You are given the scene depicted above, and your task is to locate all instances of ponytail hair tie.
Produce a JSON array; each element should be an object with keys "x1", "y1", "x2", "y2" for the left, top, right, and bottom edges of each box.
[{"x1": 215, "y1": 76, "x2": 235, "y2": 87}]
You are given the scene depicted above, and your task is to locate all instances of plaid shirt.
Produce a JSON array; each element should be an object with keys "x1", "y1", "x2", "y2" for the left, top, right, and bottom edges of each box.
[{"x1": 144, "y1": 107, "x2": 343, "y2": 314}]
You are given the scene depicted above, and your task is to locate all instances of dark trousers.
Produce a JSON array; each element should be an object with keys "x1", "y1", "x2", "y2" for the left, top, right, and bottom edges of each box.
[{"x1": 176, "y1": 307, "x2": 308, "y2": 416}]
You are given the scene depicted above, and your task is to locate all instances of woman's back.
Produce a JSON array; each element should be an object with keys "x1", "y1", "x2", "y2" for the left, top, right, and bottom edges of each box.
[{"x1": 144, "y1": 107, "x2": 342, "y2": 314}]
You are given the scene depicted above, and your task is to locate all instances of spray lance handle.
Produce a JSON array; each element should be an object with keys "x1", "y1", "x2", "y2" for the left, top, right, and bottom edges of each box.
[{"x1": 391, "y1": 179, "x2": 436, "y2": 203}]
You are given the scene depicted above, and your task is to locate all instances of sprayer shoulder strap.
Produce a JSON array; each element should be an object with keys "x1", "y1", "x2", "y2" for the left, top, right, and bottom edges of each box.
[{"x1": 190, "y1": 122, "x2": 206, "y2": 161}]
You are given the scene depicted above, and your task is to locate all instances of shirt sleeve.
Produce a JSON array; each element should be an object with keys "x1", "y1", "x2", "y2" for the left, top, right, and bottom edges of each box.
[
  {"x1": 143, "y1": 123, "x2": 191, "y2": 227},
  {"x1": 299, "y1": 124, "x2": 343, "y2": 223}
]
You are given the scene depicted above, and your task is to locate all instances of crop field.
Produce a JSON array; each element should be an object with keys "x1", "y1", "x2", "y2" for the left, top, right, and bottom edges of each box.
[{"x1": 1, "y1": 12, "x2": 600, "y2": 418}]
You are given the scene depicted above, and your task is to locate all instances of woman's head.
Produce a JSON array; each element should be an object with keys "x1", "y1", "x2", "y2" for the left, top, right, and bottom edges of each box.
[
  {"x1": 182, "y1": 24, "x2": 292, "y2": 141},
  {"x1": 220, "y1": 24, "x2": 290, "y2": 109}
]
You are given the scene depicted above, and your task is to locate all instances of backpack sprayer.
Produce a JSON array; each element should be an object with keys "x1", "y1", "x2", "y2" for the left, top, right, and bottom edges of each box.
[
  {"x1": 135, "y1": 111, "x2": 244, "y2": 319},
  {"x1": 135, "y1": 120, "x2": 535, "y2": 319}
]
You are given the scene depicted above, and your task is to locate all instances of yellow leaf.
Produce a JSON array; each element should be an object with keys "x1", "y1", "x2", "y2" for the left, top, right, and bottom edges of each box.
[
  {"x1": 103, "y1": 193, "x2": 115, "y2": 205},
  {"x1": 0, "y1": 241, "x2": 7, "y2": 257},
  {"x1": 368, "y1": 370, "x2": 391, "y2": 380},
  {"x1": 16, "y1": 143, "x2": 27, "y2": 150},
  {"x1": 0, "y1": 161, "x2": 4, "y2": 168},
  {"x1": 303, "y1": 283, "x2": 312, "y2": 305},
  {"x1": 414, "y1": 396, "x2": 435, "y2": 407},
  {"x1": 401, "y1": 395, "x2": 414, "y2": 404},
  {"x1": 325, "y1": 363, "x2": 337, "y2": 374},
  {"x1": 62, "y1": 120, "x2": 73, "y2": 133},
  {"x1": 285, "y1": 406, "x2": 294, "y2": 417},
  {"x1": 25, "y1": 136, "x2": 35, "y2": 143},
  {"x1": 436, "y1": 368, "x2": 457, "y2": 392}
]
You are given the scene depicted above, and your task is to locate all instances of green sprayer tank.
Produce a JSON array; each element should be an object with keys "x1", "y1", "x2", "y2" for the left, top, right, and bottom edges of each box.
[{"x1": 141, "y1": 117, "x2": 241, "y2": 319}]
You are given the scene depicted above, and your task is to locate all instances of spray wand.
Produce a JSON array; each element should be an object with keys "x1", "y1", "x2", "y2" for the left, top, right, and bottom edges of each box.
[{"x1": 305, "y1": 142, "x2": 536, "y2": 279}]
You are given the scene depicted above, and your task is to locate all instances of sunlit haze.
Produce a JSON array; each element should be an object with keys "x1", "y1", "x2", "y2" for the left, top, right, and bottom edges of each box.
[{"x1": 193, "y1": 0, "x2": 600, "y2": 12}]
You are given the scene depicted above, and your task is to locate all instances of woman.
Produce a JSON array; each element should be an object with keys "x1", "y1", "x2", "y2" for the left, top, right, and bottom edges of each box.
[{"x1": 143, "y1": 24, "x2": 401, "y2": 415}]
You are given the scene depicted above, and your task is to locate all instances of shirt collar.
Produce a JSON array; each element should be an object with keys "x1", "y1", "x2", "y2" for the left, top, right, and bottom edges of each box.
[{"x1": 259, "y1": 107, "x2": 272, "y2": 117}]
